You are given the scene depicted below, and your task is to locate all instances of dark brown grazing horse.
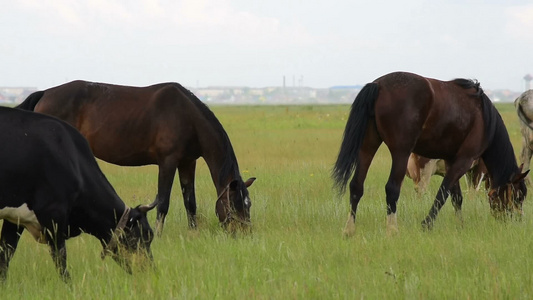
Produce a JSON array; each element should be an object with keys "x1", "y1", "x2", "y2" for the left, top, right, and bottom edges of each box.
[
  {"x1": 332, "y1": 72, "x2": 528, "y2": 235},
  {"x1": 17, "y1": 81, "x2": 256, "y2": 234}
]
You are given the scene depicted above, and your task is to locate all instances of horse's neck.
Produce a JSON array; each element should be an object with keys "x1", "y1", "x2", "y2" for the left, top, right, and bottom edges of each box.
[
  {"x1": 199, "y1": 131, "x2": 239, "y2": 194},
  {"x1": 482, "y1": 136, "x2": 518, "y2": 188}
]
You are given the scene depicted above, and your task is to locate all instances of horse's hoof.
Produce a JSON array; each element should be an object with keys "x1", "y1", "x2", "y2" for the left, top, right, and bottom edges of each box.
[
  {"x1": 386, "y1": 225, "x2": 399, "y2": 237},
  {"x1": 343, "y1": 213, "x2": 356, "y2": 238},
  {"x1": 343, "y1": 227, "x2": 356, "y2": 238}
]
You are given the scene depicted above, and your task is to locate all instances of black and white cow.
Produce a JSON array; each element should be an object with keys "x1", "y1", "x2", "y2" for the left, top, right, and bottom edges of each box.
[{"x1": 0, "y1": 106, "x2": 156, "y2": 282}]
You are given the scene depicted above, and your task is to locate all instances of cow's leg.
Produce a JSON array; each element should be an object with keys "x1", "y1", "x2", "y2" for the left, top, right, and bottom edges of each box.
[
  {"x1": 41, "y1": 217, "x2": 70, "y2": 282},
  {"x1": 0, "y1": 221, "x2": 24, "y2": 281},
  {"x1": 48, "y1": 237, "x2": 70, "y2": 282},
  {"x1": 154, "y1": 157, "x2": 178, "y2": 235},
  {"x1": 178, "y1": 160, "x2": 198, "y2": 229}
]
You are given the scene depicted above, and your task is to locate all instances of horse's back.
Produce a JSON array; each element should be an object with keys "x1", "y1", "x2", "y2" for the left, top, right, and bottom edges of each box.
[
  {"x1": 33, "y1": 81, "x2": 199, "y2": 165},
  {"x1": 372, "y1": 72, "x2": 484, "y2": 159}
]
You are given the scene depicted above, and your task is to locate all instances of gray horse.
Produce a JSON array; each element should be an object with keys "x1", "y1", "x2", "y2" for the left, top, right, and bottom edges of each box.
[{"x1": 515, "y1": 90, "x2": 533, "y2": 183}]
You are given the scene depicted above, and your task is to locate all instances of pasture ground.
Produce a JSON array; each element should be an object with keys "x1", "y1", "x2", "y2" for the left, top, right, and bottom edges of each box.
[{"x1": 2, "y1": 103, "x2": 533, "y2": 299}]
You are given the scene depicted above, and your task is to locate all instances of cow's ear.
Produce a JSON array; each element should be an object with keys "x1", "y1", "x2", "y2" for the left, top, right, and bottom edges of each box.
[{"x1": 138, "y1": 200, "x2": 157, "y2": 214}]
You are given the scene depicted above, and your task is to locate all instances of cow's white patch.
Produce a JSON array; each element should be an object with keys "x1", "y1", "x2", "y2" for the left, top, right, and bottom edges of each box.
[{"x1": 0, "y1": 204, "x2": 44, "y2": 243}]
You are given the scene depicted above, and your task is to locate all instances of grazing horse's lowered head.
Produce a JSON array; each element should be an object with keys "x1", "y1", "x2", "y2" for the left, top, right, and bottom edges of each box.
[
  {"x1": 16, "y1": 81, "x2": 256, "y2": 235},
  {"x1": 215, "y1": 177, "x2": 256, "y2": 232},
  {"x1": 488, "y1": 165, "x2": 528, "y2": 218}
]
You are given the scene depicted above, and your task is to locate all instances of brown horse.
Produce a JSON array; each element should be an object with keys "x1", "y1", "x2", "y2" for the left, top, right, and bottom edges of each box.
[
  {"x1": 332, "y1": 72, "x2": 528, "y2": 235},
  {"x1": 17, "y1": 81, "x2": 256, "y2": 234}
]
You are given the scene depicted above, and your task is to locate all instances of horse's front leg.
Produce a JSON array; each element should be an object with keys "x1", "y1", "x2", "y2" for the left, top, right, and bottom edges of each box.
[
  {"x1": 178, "y1": 161, "x2": 198, "y2": 229},
  {"x1": 422, "y1": 159, "x2": 473, "y2": 229},
  {"x1": 449, "y1": 182, "x2": 464, "y2": 224},
  {"x1": 421, "y1": 181, "x2": 452, "y2": 230},
  {"x1": 0, "y1": 221, "x2": 24, "y2": 282}
]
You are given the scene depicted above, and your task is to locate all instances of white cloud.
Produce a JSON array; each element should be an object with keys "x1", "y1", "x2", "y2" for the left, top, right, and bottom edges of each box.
[
  {"x1": 12, "y1": 0, "x2": 315, "y2": 48},
  {"x1": 505, "y1": 4, "x2": 533, "y2": 41}
]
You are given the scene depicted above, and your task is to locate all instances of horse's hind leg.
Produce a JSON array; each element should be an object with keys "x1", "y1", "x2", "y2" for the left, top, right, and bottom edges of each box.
[
  {"x1": 155, "y1": 158, "x2": 178, "y2": 235},
  {"x1": 344, "y1": 124, "x2": 382, "y2": 237},
  {"x1": 384, "y1": 151, "x2": 411, "y2": 234},
  {"x1": 178, "y1": 160, "x2": 197, "y2": 229}
]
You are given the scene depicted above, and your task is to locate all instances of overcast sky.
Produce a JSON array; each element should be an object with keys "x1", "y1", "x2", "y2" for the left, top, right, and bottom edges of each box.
[{"x1": 2, "y1": 0, "x2": 533, "y2": 91}]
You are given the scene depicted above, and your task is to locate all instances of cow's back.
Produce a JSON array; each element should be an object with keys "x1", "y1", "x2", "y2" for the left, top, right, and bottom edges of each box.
[{"x1": 0, "y1": 107, "x2": 95, "y2": 209}]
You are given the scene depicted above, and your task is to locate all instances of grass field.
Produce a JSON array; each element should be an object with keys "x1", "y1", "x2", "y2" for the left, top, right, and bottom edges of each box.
[{"x1": 2, "y1": 103, "x2": 533, "y2": 299}]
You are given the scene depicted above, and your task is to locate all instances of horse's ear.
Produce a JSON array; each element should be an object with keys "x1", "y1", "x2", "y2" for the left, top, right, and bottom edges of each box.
[
  {"x1": 512, "y1": 169, "x2": 530, "y2": 183},
  {"x1": 244, "y1": 177, "x2": 256, "y2": 187}
]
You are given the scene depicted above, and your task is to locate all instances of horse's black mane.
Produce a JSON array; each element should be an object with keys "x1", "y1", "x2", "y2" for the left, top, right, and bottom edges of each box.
[
  {"x1": 452, "y1": 78, "x2": 519, "y2": 187},
  {"x1": 175, "y1": 84, "x2": 241, "y2": 187}
]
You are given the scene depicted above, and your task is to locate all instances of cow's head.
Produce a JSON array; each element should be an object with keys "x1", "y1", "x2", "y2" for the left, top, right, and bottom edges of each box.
[
  {"x1": 215, "y1": 177, "x2": 256, "y2": 233},
  {"x1": 103, "y1": 202, "x2": 156, "y2": 272}
]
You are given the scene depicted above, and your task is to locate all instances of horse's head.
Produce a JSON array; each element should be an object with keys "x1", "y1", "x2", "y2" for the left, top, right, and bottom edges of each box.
[
  {"x1": 216, "y1": 177, "x2": 256, "y2": 232},
  {"x1": 488, "y1": 168, "x2": 529, "y2": 218}
]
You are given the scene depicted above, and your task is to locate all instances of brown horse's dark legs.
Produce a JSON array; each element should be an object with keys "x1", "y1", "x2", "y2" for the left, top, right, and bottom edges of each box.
[
  {"x1": 344, "y1": 125, "x2": 382, "y2": 237},
  {"x1": 178, "y1": 161, "x2": 198, "y2": 229},
  {"x1": 422, "y1": 183, "x2": 450, "y2": 229},
  {"x1": 449, "y1": 182, "x2": 463, "y2": 213},
  {"x1": 384, "y1": 153, "x2": 410, "y2": 233},
  {"x1": 423, "y1": 159, "x2": 474, "y2": 229},
  {"x1": 345, "y1": 174, "x2": 364, "y2": 237},
  {"x1": 155, "y1": 160, "x2": 178, "y2": 235}
]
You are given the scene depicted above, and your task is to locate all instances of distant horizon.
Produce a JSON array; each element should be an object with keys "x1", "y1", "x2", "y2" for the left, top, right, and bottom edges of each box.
[{"x1": 1, "y1": 79, "x2": 530, "y2": 93}]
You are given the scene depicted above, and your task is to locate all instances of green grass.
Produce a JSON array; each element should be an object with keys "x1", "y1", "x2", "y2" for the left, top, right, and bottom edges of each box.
[{"x1": 3, "y1": 103, "x2": 533, "y2": 299}]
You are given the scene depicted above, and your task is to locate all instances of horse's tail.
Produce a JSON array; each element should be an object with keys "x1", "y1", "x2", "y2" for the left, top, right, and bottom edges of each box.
[
  {"x1": 16, "y1": 91, "x2": 45, "y2": 111},
  {"x1": 332, "y1": 82, "x2": 380, "y2": 195}
]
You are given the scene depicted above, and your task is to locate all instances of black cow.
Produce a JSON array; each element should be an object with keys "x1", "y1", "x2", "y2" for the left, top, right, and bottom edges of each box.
[{"x1": 0, "y1": 106, "x2": 156, "y2": 282}]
